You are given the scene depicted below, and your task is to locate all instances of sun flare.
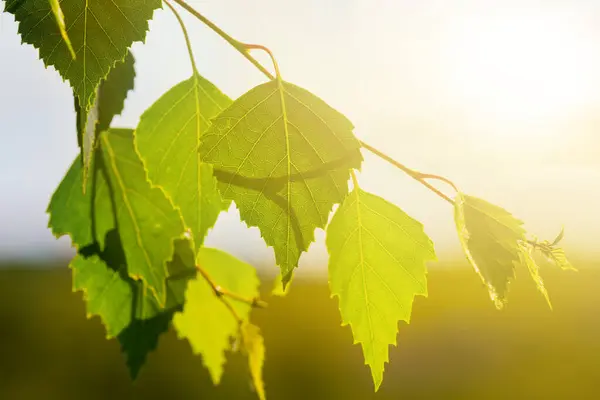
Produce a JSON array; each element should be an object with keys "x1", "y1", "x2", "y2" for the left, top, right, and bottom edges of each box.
[{"x1": 441, "y1": 13, "x2": 600, "y2": 133}]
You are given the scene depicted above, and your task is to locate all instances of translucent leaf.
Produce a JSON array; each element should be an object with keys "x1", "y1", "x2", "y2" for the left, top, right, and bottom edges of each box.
[
  {"x1": 200, "y1": 80, "x2": 362, "y2": 285},
  {"x1": 6, "y1": 0, "x2": 160, "y2": 178},
  {"x1": 136, "y1": 74, "x2": 231, "y2": 249},
  {"x1": 326, "y1": 188, "x2": 436, "y2": 390},
  {"x1": 518, "y1": 243, "x2": 552, "y2": 309},
  {"x1": 241, "y1": 322, "x2": 266, "y2": 400},
  {"x1": 454, "y1": 193, "x2": 526, "y2": 309},
  {"x1": 99, "y1": 129, "x2": 188, "y2": 305},
  {"x1": 48, "y1": 132, "x2": 195, "y2": 378},
  {"x1": 174, "y1": 248, "x2": 260, "y2": 384},
  {"x1": 75, "y1": 51, "x2": 136, "y2": 179}
]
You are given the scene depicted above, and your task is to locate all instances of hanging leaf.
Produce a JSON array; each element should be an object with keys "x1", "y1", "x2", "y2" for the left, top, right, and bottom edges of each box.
[
  {"x1": 48, "y1": 135, "x2": 196, "y2": 379},
  {"x1": 6, "y1": 0, "x2": 161, "y2": 180},
  {"x1": 326, "y1": 188, "x2": 436, "y2": 390},
  {"x1": 200, "y1": 80, "x2": 362, "y2": 285},
  {"x1": 241, "y1": 322, "x2": 266, "y2": 400},
  {"x1": 75, "y1": 51, "x2": 136, "y2": 183},
  {"x1": 518, "y1": 242, "x2": 552, "y2": 309},
  {"x1": 454, "y1": 193, "x2": 526, "y2": 309},
  {"x1": 136, "y1": 74, "x2": 231, "y2": 249},
  {"x1": 174, "y1": 248, "x2": 260, "y2": 384}
]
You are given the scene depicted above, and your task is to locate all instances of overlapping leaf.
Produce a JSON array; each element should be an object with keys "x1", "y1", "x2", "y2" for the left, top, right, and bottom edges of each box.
[
  {"x1": 174, "y1": 248, "x2": 260, "y2": 384},
  {"x1": 200, "y1": 80, "x2": 362, "y2": 284},
  {"x1": 6, "y1": 0, "x2": 160, "y2": 177},
  {"x1": 99, "y1": 129, "x2": 187, "y2": 305},
  {"x1": 136, "y1": 74, "x2": 231, "y2": 249},
  {"x1": 75, "y1": 51, "x2": 136, "y2": 176},
  {"x1": 48, "y1": 129, "x2": 193, "y2": 378},
  {"x1": 241, "y1": 322, "x2": 266, "y2": 400},
  {"x1": 518, "y1": 242, "x2": 552, "y2": 308},
  {"x1": 454, "y1": 193, "x2": 526, "y2": 309},
  {"x1": 326, "y1": 188, "x2": 436, "y2": 390}
]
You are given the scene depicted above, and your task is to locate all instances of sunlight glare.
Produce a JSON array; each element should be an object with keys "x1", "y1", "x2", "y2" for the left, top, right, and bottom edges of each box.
[{"x1": 441, "y1": 13, "x2": 600, "y2": 135}]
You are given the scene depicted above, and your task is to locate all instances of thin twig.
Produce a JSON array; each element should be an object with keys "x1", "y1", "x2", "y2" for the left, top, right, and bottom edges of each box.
[
  {"x1": 196, "y1": 265, "x2": 268, "y2": 309},
  {"x1": 172, "y1": 0, "x2": 459, "y2": 205},
  {"x1": 164, "y1": 0, "x2": 198, "y2": 74}
]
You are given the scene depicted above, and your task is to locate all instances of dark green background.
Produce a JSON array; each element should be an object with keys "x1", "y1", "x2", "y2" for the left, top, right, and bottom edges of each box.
[{"x1": 1, "y1": 262, "x2": 599, "y2": 399}]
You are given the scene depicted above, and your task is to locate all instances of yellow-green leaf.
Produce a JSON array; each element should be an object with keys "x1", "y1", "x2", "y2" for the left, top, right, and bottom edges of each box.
[
  {"x1": 326, "y1": 188, "x2": 436, "y2": 390},
  {"x1": 242, "y1": 322, "x2": 266, "y2": 400}
]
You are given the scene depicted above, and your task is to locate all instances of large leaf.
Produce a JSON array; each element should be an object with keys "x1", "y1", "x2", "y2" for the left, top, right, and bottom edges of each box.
[
  {"x1": 200, "y1": 80, "x2": 362, "y2": 284},
  {"x1": 5, "y1": 0, "x2": 160, "y2": 176},
  {"x1": 75, "y1": 51, "x2": 136, "y2": 175},
  {"x1": 48, "y1": 132, "x2": 196, "y2": 378},
  {"x1": 174, "y1": 247, "x2": 260, "y2": 385},
  {"x1": 454, "y1": 193, "x2": 526, "y2": 309},
  {"x1": 326, "y1": 188, "x2": 436, "y2": 390},
  {"x1": 135, "y1": 74, "x2": 231, "y2": 249}
]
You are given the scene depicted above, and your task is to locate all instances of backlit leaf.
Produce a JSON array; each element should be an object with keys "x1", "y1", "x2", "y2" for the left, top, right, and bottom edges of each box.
[
  {"x1": 518, "y1": 242, "x2": 552, "y2": 309},
  {"x1": 75, "y1": 51, "x2": 136, "y2": 180},
  {"x1": 99, "y1": 129, "x2": 188, "y2": 305},
  {"x1": 200, "y1": 80, "x2": 362, "y2": 285},
  {"x1": 48, "y1": 132, "x2": 196, "y2": 378},
  {"x1": 241, "y1": 322, "x2": 266, "y2": 400},
  {"x1": 326, "y1": 188, "x2": 436, "y2": 390},
  {"x1": 136, "y1": 74, "x2": 231, "y2": 249},
  {"x1": 454, "y1": 193, "x2": 526, "y2": 309},
  {"x1": 174, "y1": 248, "x2": 260, "y2": 385}
]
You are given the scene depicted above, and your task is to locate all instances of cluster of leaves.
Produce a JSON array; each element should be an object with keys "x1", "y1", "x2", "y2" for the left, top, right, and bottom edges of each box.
[{"x1": 3, "y1": 0, "x2": 575, "y2": 396}]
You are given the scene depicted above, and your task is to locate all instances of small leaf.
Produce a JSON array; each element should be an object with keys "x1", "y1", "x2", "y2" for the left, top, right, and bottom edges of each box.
[
  {"x1": 174, "y1": 248, "x2": 260, "y2": 384},
  {"x1": 200, "y1": 80, "x2": 362, "y2": 284},
  {"x1": 99, "y1": 129, "x2": 188, "y2": 305},
  {"x1": 135, "y1": 74, "x2": 231, "y2": 249},
  {"x1": 518, "y1": 242, "x2": 552, "y2": 309},
  {"x1": 326, "y1": 188, "x2": 436, "y2": 390},
  {"x1": 48, "y1": 0, "x2": 75, "y2": 59},
  {"x1": 75, "y1": 51, "x2": 136, "y2": 185},
  {"x1": 241, "y1": 322, "x2": 266, "y2": 400},
  {"x1": 454, "y1": 193, "x2": 525, "y2": 309}
]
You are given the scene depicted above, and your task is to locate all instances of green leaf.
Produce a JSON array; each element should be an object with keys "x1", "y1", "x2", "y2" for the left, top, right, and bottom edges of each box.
[
  {"x1": 241, "y1": 322, "x2": 266, "y2": 400},
  {"x1": 48, "y1": 0, "x2": 75, "y2": 59},
  {"x1": 135, "y1": 74, "x2": 231, "y2": 249},
  {"x1": 271, "y1": 271, "x2": 292, "y2": 297},
  {"x1": 326, "y1": 188, "x2": 436, "y2": 390},
  {"x1": 200, "y1": 80, "x2": 362, "y2": 284},
  {"x1": 98, "y1": 128, "x2": 188, "y2": 305},
  {"x1": 48, "y1": 130, "x2": 196, "y2": 378},
  {"x1": 72, "y1": 237, "x2": 196, "y2": 378},
  {"x1": 6, "y1": 0, "x2": 160, "y2": 179},
  {"x1": 518, "y1": 242, "x2": 552, "y2": 309},
  {"x1": 454, "y1": 193, "x2": 526, "y2": 309},
  {"x1": 75, "y1": 51, "x2": 136, "y2": 180},
  {"x1": 174, "y1": 248, "x2": 260, "y2": 385}
]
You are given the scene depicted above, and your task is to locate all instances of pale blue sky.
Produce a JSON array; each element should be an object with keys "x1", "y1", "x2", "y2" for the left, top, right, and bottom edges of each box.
[{"x1": 2, "y1": 0, "x2": 600, "y2": 268}]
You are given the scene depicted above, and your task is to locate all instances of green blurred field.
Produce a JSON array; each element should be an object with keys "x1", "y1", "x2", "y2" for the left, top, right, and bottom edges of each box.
[{"x1": 1, "y1": 261, "x2": 599, "y2": 399}]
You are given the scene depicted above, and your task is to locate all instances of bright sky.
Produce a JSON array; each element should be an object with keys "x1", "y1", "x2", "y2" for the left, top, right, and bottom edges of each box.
[{"x1": 1, "y1": 0, "x2": 600, "y2": 267}]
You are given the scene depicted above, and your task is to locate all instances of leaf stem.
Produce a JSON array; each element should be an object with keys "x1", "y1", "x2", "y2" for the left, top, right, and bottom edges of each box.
[
  {"x1": 170, "y1": 0, "x2": 275, "y2": 80},
  {"x1": 195, "y1": 265, "x2": 268, "y2": 310},
  {"x1": 164, "y1": 0, "x2": 198, "y2": 74},
  {"x1": 359, "y1": 141, "x2": 456, "y2": 204},
  {"x1": 172, "y1": 0, "x2": 459, "y2": 205}
]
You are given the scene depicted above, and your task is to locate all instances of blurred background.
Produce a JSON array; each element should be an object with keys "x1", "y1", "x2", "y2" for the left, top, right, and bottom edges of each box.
[{"x1": 1, "y1": 0, "x2": 600, "y2": 398}]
